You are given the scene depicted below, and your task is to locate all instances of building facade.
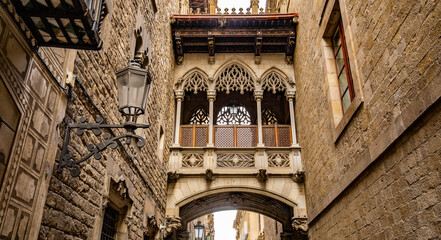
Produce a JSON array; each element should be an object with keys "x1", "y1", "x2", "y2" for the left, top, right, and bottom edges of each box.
[
  {"x1": 0, "y1": 0, "x2": 439, "y2": 239},
  {"x1": 234, "y1": 210, "x2": 283, "y2": 240}
]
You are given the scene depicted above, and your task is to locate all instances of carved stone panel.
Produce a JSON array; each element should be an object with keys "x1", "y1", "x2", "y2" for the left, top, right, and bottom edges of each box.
[{"x1": 217, "y1": 153, "x2": 255, "y2": 167}]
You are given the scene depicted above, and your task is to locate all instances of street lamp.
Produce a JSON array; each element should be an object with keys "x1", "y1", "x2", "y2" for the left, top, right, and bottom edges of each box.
[
  {"x1": 194, "y1": 221, "x2": 205, "y2": 240},
  {"x1": 57, "y1": 60, "x2": 151, "y2": 177}
]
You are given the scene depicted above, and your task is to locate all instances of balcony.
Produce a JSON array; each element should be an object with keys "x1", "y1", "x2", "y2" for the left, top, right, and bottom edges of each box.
[
  {"x1": 169, "y1": 124, "x2": 301, "y2": 175},
  {"x1": 180, "y1": 124, "x2": 292, "y2": 148},
  {"x1": 10, "y1": 0, "x2": 106, "y2": 49}
]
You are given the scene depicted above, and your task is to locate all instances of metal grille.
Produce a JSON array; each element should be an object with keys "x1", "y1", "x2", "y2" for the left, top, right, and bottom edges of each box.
[
  {"x1": 236, "y1": 126, "x2": 257, "y2": 147},
  {"x1": 263, "y1": 126, "x2": 276, "y2": 147},
  {"x1": 195, "y1": 126, "x2": 208, "y2": 147},
  {"x1": 277, "y1": 126, "x2": 291, "y2": 147},
  {"x1": 180, "y1": 126, "x2": 193, "y2": 147},
  {"x1": 215, "y1": 126, "x2": 234, "y2": 147},
  {"x1": 101, "y1": 205, "x2": 119, "y2": 240}
]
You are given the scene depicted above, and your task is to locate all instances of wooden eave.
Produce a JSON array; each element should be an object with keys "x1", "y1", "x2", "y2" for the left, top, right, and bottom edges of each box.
[{"x1": 171, "y1": 13, "x2": 298, "y2": 65}]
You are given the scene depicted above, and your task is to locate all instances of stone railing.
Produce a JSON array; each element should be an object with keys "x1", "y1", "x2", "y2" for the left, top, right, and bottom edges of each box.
[
  {"x1": 186, "y1": 7, "x2": 280, "y2": 15},
  {"x1": 168, "y1": 145, "x2": 302, "y2": 175}
]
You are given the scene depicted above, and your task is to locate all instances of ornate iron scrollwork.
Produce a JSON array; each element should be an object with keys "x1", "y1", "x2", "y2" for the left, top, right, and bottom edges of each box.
[{"x1": 57, "y1": 116, "x2": 149, "y2": 177}]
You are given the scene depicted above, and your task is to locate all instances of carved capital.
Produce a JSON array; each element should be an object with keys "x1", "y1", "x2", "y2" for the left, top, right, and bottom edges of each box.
[
  {"x1": 292, "y1": 170, "x2": 305, "y2": 183},
  {"x1": 175, "y1": 90, "x2": 185, "y2": 101},
  {"x1": 207, "y1": 90, "x2": 217, "y2": 101},
  {"x1": 285, "y1": 90, "x2": 296, "y2": 100},
  {"x1": 254, "y1": 90, "x2": 264, "y2": 101}
]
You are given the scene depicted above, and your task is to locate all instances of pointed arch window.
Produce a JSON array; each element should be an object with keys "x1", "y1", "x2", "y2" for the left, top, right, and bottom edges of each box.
[
  {"x1": 216, "y1": 104, "x2": 251, "y2": 125},
  {"x1": 262, "y1": 108, "x2": 278, "y2": 125},
  {"x1": 190, "y1": 108, "x2": 209, "y2": 125}
]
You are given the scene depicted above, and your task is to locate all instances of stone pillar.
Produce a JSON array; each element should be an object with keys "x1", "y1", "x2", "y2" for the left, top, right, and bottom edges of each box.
[
  {"x1": 209, "y1": 0, "x2": 217, "y2": 14},
  {"x1": 286, "y1": 90, "x2": 298, "y2": 146},
  {"x1": 174, "y1": 90, "x2": 185, "y2": 146},
  {"x1": 251, "y1": 0, "x2": 259, "y2": 14},
  {"x1": 254, "y1": 90, "x2": 264, "y2": 147},
  {"x1": 207, "y1": 90, "x2": 216, "y2": 147}
]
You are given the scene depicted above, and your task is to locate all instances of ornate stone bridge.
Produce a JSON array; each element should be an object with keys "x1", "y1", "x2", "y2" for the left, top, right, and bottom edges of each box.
[{"x1": 164, "y1": 57, "x2": 307, "y2": 240}]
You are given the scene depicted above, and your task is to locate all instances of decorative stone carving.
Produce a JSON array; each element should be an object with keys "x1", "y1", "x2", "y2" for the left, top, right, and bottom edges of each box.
[
  {"x1": 268, "y1": 153, "x2": 290, "y2": 167},
  {"x1": 217, "y1": 153, "x2": 255, "y2": 167},
  {"x1": 255, "y1": 31, "x2": 262, "y2": 64},
  {"x1": 167, "y1": 171, "x2": 180, "y2": 183},
  {"x1": 292, "y1": 170, "x2": 305, "y2": 183},
  {"x1": 216, "y1": 64, "x2": 254, "y2": 94},
  {"x1": 204, "y1": 169, "x2": 215, "y2": 182},
  {"x1": 164, "y1": 216, "x2": 182, "y2": 238},
  {"x1": 285, "y1": 31, "x2": 295, "y2": 64},
  {"x1": 208, "y1": 32, "x2": 215, "y2": 64},
  {"x1": 182, "y1": 153, "x2": 204, "y2": 167},
  {"x1": 183, "y1": 71, "x2": 208, "y2": 94},
  {"x1": 111, "y1": 179, "x2": 129, "y2": 200},
  {"x1": 174, "y1": 32, "x2": 184, "y2": 65},
  {"x1": 256, "y1": 169, "x2": 268, "y2": 182},
  {"x1": 218, "y1": 16, "x2": 227, "y2": 28},
  {"x1": 292, "y1": 218, "x2": 308, "y2": 234},
  {"x1": 227, "y1": 193, "x2": 243, "y2": 205},
  {"x1": 262, "y1": 71, "x2": 287, "y2": 93},
  {"x1": 145, "y1": 215, "x2": 159, "y2": 237}
]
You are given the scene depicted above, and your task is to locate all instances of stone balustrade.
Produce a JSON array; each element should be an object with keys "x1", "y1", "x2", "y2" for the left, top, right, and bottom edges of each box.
[{"x1": 169, "y1": 145, "x2": 302, "y2": 175}]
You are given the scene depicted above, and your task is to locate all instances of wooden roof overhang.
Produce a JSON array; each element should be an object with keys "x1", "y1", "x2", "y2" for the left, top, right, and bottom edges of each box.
[
  {"x1": 171, "y1": 13, "x2": 298, "y2": 65},
  {"x1": 5, "y1": 0, "x2": 106, "y2": 49}
]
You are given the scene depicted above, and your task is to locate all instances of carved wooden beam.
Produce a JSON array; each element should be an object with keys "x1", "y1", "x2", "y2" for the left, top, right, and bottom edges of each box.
[
  {"x1": 208, "y1": 31, "x2": 215, "y2": 64},
  {"x1": 285, "y1": 31, "x2": 295, "y2": 64},
  {"x1": 254, "y1": 31, "x2": 263, "y2": 64},
  {"x1": 174, "y1": 31, "x2": 184, "y2": 65}
]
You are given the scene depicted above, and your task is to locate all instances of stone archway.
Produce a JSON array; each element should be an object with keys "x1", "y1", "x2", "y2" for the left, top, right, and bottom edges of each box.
[{"x1": 165, "y1": 176, "x2": 307, "y2": 240}]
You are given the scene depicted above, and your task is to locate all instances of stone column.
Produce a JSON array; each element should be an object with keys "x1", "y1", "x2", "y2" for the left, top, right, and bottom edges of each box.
[
  {"x1": 286, "y1": 90, "x2": 298, "y2": 146},
  {"x1": 174, "y1": 90, "x2": 185, "y2": 146},
  {"x1": 254, "y1": 90, "x2": 264, "y2": 147},
  {"x1": 251, "y1": 0, "x2": 259, "y2": 14},
  {"x1": 207, "y1": 90, "x2": 216, "y2": 147}
]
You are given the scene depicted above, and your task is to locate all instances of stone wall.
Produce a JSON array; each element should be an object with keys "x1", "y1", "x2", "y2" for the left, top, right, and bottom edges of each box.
[
  {"x1": 263, "y1": 216, "x2": 282, "y2": 240},
  {"x1": 39, "y1": 0, "x2": 178, "y2": 239},
  {"x1": 0, "y1": 6, "x2": 67, "y2": 239},
  {"x1": 293, "y1": 0, "x2": 441, "y2": 238}
]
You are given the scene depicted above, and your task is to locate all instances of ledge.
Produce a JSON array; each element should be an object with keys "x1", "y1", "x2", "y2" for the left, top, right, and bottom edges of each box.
[
  {"x1": 332, "y1": 96, "x2": 363, "y2": 143},
  {"x1": 309, "y1": 77, "x2": 441, "y2": 223}
]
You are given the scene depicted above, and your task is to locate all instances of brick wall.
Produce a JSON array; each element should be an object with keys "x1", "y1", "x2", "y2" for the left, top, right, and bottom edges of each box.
[
  {"x1": 39, "y1": 0, "x2": 178, "y2": 239},
  {"x1": 293, "y1": 0, "x2": 441, "y2": 238}
]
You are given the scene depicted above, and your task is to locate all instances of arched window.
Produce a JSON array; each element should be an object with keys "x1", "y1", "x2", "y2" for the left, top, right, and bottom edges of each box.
[
  {"x1": 190, "y1": 108, "x2": 209, "y2": 125},
  {"x1": 262, "y1": 108, "x2": 278, "y2": 125},
  {"x1": 216, "y1": 104, "x2": 251, "y2": 125}
]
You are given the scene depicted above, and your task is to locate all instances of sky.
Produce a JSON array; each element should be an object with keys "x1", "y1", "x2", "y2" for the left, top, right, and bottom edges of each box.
[
  {"x1": 217, "y1": 0, "x2": 266, "y2": 10},
  {"x1": 213, "y1": 210, "x2": 237, "y2": 240}
]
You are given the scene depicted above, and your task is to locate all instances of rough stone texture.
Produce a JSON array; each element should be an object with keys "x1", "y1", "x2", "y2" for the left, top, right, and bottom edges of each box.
[
  {"x1": 293, "y1": 0, "x2": 441, "y2": 238},
  {"x1": 39, "y1": 0, "x2": 178, "y2": 239}
]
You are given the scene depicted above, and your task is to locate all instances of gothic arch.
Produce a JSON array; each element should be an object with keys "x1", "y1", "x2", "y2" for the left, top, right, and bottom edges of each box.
[
  {"x1": 177, "y1": 67, "x2": 210, "y2": 94},
  {"x1": 213, "y1": 60, "x2": 257, "y2": 94},
  {"x1": 260, "y1": 67, "x2": 292, "y2": 93}
]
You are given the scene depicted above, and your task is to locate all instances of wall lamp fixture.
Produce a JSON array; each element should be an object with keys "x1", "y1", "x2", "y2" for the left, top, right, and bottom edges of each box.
[{"x1": 57, "y1": 60, "x2": 151, "y2": 177}]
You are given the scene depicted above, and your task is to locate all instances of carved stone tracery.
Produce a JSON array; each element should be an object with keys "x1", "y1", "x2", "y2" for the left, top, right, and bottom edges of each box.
[
  {"x1": 216, "y1": 64, "x2": 254, "y2": 94},
  {"x1": 268, "y1": 153, "x2": 290, "y2": 167},
  {"x1": 182, "y1": 153, "x2": 204, "y2": 167},
  {"x1": 217, "y1": 153, "x2": 255, "y2": 167},
  {"x1": 183, "y1": 71, "x2": 209, "y2": 94},
  {"x1": 262, "y1": 71, "x2": 287, "y2": 94}
]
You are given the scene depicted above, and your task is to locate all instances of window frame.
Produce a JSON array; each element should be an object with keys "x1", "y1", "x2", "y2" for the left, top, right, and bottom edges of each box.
[{"x1": 332, "y1": 17, "x2": 355, "y2": 114}]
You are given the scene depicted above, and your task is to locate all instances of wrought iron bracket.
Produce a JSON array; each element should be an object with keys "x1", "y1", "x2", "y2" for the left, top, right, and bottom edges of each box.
[{"x1": 57, "y1": 116, "x2": 149, "y2": 177}]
